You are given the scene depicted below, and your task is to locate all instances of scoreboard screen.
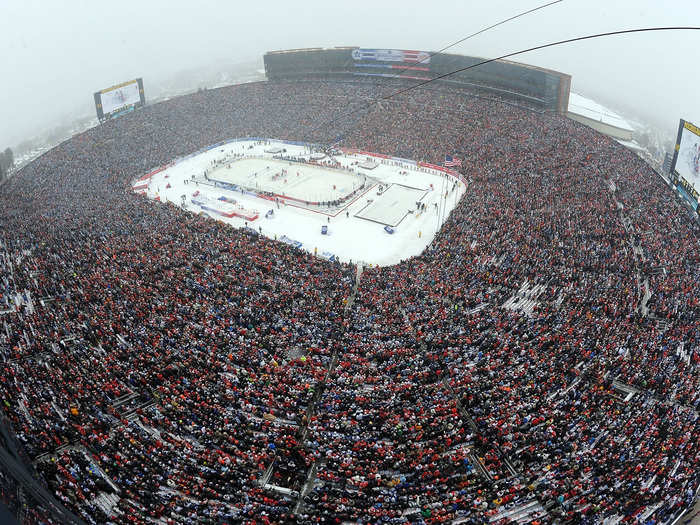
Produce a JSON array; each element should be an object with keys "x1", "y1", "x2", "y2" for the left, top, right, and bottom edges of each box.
[
  {"x1": 671, "y1": 119, "x2": 700, "y2": 208},
  {"x1": 94, "y1": 78, "x2": 145, "y2": 121}
]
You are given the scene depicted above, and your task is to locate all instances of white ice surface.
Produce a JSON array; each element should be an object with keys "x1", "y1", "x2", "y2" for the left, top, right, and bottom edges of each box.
[
  {"x1": 141, "y1": 139, "x2": 466, "y2": 267},
  {"x1": 209, "y1": 157, "x2": 366, "y2": 203}
]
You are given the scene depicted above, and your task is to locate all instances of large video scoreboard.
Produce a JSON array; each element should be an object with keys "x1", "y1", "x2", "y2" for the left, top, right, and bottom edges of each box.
[
  {"x1": 94, "y1": 78, "x2": 145, "y2": 121},
  {"x1": 671, "y1": 119, "x2": 700, "y2": 210}
]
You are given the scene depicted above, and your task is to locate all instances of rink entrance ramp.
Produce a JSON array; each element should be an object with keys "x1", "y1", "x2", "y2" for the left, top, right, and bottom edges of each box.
[{"x1": 354, "y1": 183, "x2": 428, "y2": 227}]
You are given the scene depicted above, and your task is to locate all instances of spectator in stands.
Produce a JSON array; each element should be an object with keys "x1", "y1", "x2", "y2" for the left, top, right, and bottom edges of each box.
[{"x1": 0, "y1": 78, "x2": 696, "y2": 524}]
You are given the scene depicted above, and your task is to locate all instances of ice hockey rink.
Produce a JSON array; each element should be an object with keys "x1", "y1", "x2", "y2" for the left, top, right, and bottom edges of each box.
[
  {"x1": 209, "y1": 158, "x2": 367, "y2": 204},
  {"x1": 136, "y1": 139, "x2": 466, "y2": 266}
]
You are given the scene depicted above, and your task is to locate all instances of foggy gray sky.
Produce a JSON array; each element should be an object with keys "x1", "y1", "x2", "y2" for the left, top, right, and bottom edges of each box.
[{"x1": 1, "y1": 0, "x2": 699, "y2": 149}]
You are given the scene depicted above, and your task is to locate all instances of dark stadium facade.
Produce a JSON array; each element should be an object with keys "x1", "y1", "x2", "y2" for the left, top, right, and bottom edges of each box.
[{"x1": 264, "y1": 46, "x2": 571, "y2": 113}]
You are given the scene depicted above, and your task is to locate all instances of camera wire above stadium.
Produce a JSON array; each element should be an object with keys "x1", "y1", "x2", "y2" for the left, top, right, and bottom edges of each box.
[
  {"x1": 386, "y1": 0, "x2": 564, "y2": 81},
  {"x1": 318, "y1": 25, "x2": 700, "y2": 148}
]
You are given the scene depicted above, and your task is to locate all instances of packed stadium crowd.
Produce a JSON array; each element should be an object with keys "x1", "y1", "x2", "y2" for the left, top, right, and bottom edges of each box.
[{"x1": 0, "y1": 78, "x2": 698, "y2": 525}]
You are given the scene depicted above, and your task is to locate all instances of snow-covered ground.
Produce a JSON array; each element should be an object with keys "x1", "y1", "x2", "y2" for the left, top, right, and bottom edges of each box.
[
  {"x1": 568, "y1": 92, "x2": 634, "y2": 132},
  {"x1": 136, "y1": 139, "x2": 466, "y2": 266}
]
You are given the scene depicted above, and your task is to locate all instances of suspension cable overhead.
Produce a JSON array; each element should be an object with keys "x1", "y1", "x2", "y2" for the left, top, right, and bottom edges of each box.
[
  {"x1": 389, "y1": 0, "x2": 564, "y2": 79},
  {"x1": 315, "y1": 0, "x2": 565, "y2": 141},
  {"x1": 380, "y1": 26, "x2": 700, "y2": 102},
  {"x1": 318, "y1": 26, "x2": 700, "y2": 144}
]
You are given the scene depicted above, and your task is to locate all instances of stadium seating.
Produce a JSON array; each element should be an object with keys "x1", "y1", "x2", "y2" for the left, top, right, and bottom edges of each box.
[{"x1": 0, "y1": 78, "x2": 697, "y2": 524}]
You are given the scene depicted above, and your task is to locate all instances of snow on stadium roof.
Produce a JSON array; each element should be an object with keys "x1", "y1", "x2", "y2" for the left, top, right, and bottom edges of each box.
[
  {"x1": 615, "y1": 138, "x2": 646, "y2": 152},
  {"x1": 568, "y1": 92, "x2": 634, "y2": 132}
]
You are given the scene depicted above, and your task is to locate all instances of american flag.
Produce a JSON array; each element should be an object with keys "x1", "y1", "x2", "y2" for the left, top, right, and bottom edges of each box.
[
  {"x1": 444, "y1": 154, "x2": 462, "y2": 167},
  {"x1": 352, "y1": 49, "x2": 431, "y2": 64}
]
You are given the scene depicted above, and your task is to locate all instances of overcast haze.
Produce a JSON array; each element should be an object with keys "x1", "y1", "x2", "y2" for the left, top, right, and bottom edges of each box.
[{"x1": 1, "y1": 0, "x2": 699, "y2": 150}]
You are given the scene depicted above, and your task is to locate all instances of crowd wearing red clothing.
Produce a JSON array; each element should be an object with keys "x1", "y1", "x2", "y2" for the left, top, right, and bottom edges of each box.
[{"x1": 0, "y1": 78, "x2": 697, "y2": 524}]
